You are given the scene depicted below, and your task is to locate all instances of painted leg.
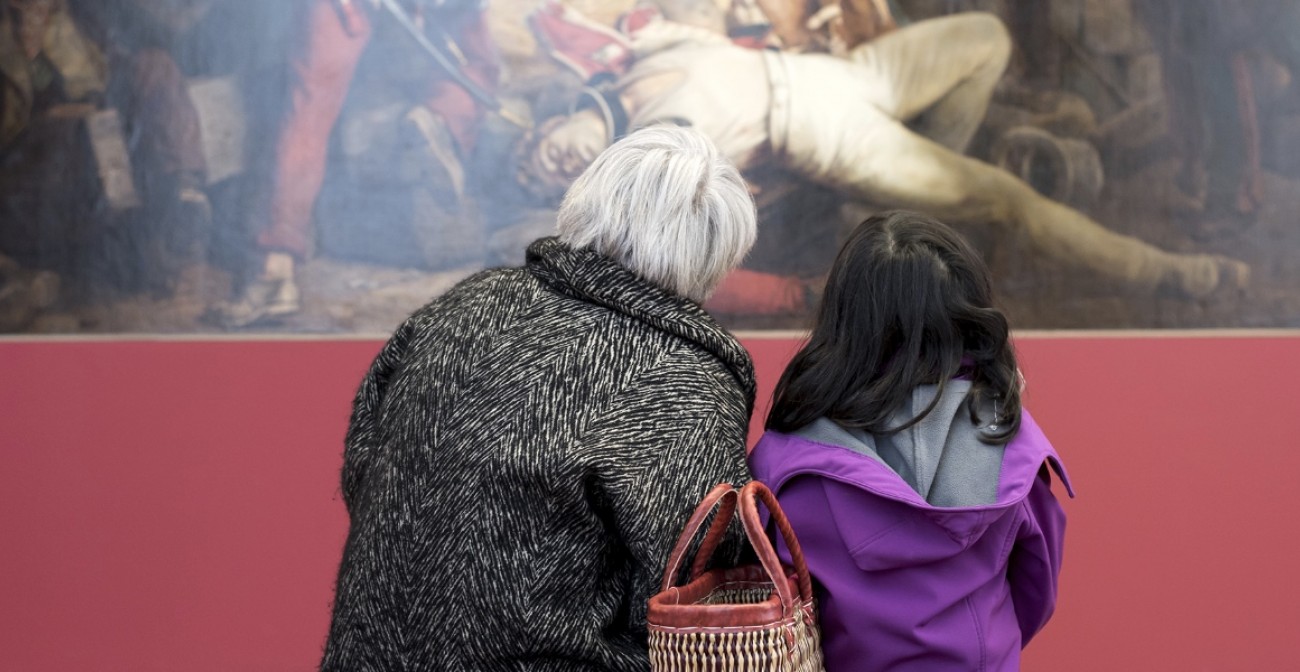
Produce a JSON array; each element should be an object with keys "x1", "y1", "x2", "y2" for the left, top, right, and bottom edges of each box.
[
  {"x1": 846, "y1": 12, "x2": 1011, "y2": 152},
  {"x1": 813, "y1": 115, "x2": 1249, "y2": 296},
  {"x1": 256, "y1": 0, "x2": 372, "y2": 260}
]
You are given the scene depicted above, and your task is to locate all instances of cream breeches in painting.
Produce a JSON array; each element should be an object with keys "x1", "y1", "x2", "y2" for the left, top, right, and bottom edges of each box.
[{"x1": 765, "y1": 13, "x2": 1245, "y2": 296}]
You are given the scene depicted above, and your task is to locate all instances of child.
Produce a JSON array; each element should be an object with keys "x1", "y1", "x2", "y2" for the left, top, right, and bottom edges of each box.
[{"x1": 749, "y1": 211, "x2": 1074, "y2": 671}]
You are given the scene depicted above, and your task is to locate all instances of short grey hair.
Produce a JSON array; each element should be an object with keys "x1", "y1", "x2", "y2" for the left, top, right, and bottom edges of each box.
[{"x1": 555, "y1": 125, "x2": 757, "y2": 303}]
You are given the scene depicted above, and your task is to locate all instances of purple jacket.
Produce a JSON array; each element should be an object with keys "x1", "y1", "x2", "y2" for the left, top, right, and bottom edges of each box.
[{"x1": 749, "y1": 404, "x2": 1073, "y2": 672}]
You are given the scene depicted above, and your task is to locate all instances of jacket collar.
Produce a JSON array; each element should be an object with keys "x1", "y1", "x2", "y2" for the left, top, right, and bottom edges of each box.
[
  {"x1": 526, "y1": 237, "x2": 755, "y2": 403},
  {"x1": 752, "y1": 408, "x2": 1074, "y2": 512}
]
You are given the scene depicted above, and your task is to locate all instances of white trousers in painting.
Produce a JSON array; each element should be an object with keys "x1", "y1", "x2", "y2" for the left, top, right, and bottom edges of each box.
[{"x1": 629, "y1": 13, "x2": 1246, "y2": 295}]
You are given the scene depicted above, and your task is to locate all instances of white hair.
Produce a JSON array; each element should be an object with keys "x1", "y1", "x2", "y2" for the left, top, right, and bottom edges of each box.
[{"x1": 555, "y1": 125, "x2": 757, "y2": 303}]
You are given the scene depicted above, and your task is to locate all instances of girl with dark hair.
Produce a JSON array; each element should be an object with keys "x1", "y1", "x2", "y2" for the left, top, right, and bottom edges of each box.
[{"x1": 749, "y1": 211, "x2": 1074, "y2": 671}]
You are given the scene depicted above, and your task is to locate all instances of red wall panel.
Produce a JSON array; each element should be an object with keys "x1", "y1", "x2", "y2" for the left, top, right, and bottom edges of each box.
[{"x1": 1, "y1": 335, "x2": 1298, "y2": 670}]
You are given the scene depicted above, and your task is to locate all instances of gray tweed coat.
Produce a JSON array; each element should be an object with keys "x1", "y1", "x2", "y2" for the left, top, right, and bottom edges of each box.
[{"x1": 321, "y1": 237, "x2": 756, "y2": 671}]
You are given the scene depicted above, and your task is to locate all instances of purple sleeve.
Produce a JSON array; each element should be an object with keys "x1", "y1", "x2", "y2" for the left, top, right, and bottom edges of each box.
[{"x1": 1008, "y1": 465, "x2": 1068, "y2": 645}]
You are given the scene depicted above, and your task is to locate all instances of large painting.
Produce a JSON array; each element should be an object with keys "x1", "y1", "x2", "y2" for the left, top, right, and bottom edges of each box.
[{"x1": 1, "y1": 0, "x2": 1296, "y2": 334}]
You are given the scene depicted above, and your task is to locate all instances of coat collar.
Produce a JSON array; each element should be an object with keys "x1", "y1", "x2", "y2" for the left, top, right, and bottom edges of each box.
[
  {"x1": 751, "y1": 408, "x2": 1074, "y2": 512},
  {"x1": 526, "y1": 236, "x2": 755, "y2": 403}
]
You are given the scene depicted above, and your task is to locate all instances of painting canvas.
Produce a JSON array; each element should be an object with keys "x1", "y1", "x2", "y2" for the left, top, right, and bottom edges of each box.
[{"x1": 1, "y1": 0, "x2": 1296, "y2": 335}]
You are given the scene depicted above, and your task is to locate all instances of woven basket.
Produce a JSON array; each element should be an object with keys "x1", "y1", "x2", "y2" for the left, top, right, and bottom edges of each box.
[{"x1": 648, "y1": 481, "x2": 824, "y2": 672}]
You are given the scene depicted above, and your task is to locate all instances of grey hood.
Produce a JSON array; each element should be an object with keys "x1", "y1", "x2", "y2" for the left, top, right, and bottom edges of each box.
[{"x1": 792, "y1": 380, "x2": 1006, "y2": 507}]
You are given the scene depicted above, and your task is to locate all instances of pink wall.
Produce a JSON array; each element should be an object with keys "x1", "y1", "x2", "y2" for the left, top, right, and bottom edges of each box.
[{"x1": 2, "y1": 335, "x2": 1298, "y2": 670}]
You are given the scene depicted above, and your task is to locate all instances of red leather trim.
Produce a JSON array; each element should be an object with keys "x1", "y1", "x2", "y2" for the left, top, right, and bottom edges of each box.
[{"x1": 647, "y1": 565, "x2": 806, "y2": 629}]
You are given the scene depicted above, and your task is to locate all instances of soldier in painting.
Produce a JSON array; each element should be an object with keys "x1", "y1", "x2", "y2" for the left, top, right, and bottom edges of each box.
[
  {"x1": 516, "y1": 3, "x2": 1249, "y2": 316},
  {"x1": 212, "y1": 0, "x2": 501, "y2": 328}
]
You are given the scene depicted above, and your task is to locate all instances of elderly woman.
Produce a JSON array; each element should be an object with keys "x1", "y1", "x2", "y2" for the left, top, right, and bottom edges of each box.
[{"x1": 320, "y1": 126, "x2": 758, "y2": 671}]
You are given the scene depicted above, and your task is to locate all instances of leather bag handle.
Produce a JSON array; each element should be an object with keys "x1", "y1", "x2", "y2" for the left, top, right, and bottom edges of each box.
[
  {"x1": 739, "y1": 480, "x2": 815, "y2": 610},
  {"x1": 660, "y1": 483, "x2": 738, "y2": 592}
]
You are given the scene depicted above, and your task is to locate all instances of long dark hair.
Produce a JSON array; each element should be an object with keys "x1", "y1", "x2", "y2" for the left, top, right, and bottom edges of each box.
[{"x1": 767, "y1": 211, "x2": 1021, "y2": 444}]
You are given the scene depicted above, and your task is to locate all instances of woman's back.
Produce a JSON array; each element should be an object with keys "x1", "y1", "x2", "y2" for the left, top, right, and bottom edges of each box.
[
  {"x1": 323, "y1": 240, "x2": 756, "y2": 671},
  {"x1": 751, "y1": 396, "x2": 1071, "y2": 671}
]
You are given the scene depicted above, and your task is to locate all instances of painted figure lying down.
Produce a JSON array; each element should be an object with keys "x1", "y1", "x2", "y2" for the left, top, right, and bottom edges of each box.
[{"x1": 520, "y1": 6, "x2": 1250, "y2": 303}]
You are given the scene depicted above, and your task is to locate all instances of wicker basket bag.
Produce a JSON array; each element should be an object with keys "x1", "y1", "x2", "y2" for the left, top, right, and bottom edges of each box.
[{"x1": 647, "y1": 481, "x2": 825, "y2": 672}]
